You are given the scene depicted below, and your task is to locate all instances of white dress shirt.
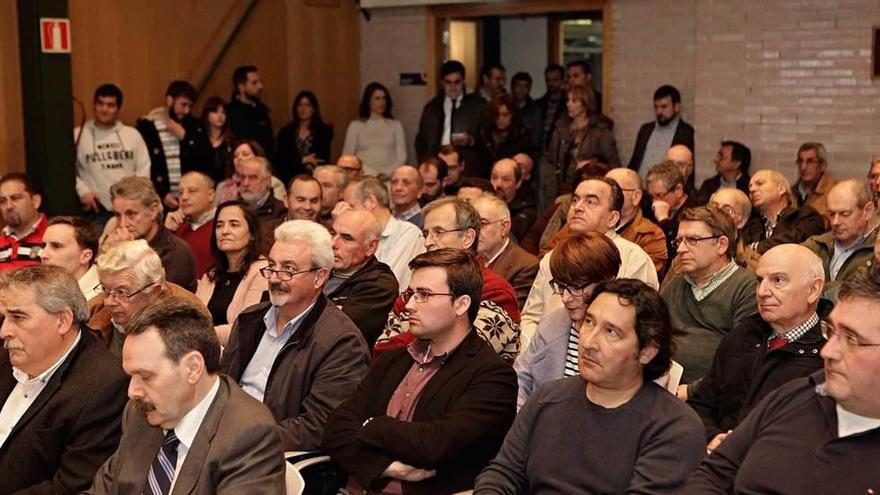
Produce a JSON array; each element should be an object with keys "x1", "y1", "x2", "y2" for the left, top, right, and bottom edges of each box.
[
  {"x1": 375, "y1": 216, "x2": 425, "y2": 291},
  {"x1": 78, "y1": 264, "x2": 101, "y2": 302},
  {"x1": 441, "y1": 95, "x2": 461, "y2": 146},
  {"x1": 168, "y1": 376, "x2": 220, "y2": 492}
]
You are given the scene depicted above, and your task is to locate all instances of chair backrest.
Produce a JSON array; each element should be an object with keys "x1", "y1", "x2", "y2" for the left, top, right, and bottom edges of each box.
[{"x1": 653, "y1": 360, "x2": 684, "y2": 394}]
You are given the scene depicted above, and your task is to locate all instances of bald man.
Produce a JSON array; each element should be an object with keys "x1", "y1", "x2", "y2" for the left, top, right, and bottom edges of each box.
[
  {"x1": 665, "y1": 144, "x2": 696, "y2": 197},
  {"x1": 326, "y1": 209, "x2": 399, "y2": 346},
  {"x1": 688, "y1": 244, "x2": 826, "y2": 452},
  {"x1": 337, "y1": 154, "x2": 364, "y2": 181},
  {"x1": 742, "y1": 170, "x2": 825, "y2": 254},
  {"x1": 605, "y1": 167, "x2": 667, "y2": 273}
]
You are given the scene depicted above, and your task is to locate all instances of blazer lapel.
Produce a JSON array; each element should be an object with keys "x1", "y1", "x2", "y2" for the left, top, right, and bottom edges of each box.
[
  {"x1": 416, "y1": 332, "x2": 480, "y2": 408},
  {"x1": 171, "y1": 377, "x2": 230, "y2": 495},
  {"x1": 120, "y1": 405, "x2": 165, "y2": 493}
]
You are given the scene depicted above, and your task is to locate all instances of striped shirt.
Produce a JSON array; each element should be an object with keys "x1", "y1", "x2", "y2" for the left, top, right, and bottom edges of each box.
[
  {"x1": 149, "y1": 110, "x2": 182, "y2": 195},
  {"x1": 564, "y1": 321, "x2": 580, "y2": 377}
]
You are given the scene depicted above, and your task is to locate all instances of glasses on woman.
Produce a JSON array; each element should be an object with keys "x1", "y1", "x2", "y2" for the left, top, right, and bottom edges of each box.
[{"x1": 549, "y1": 279, "x2": 589, "y2": 297}]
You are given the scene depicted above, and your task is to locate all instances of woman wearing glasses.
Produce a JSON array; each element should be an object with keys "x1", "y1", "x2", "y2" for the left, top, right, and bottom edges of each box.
[
  {"x1": 196, "y1": 200, "x2": 267, "y2": 346},
  {"x1": 514, "y1": 232, "x2": 620, "y2": 409}
]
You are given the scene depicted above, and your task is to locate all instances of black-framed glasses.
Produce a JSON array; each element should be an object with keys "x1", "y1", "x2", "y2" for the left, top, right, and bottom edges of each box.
[
  {"x1": 549, "y1": 279, "x2": 589, "y2": 297},
  {"x1": 672, "y1": 235, "x2": 721, "y2": 249},
  {"x1": 94, "y1": 283, "x2": 156, "y2": 301},
  {"x1": 421, "y1": 227, "x2": 466, "y2": 240},
  {"x1": 821, "y1": 322, "x2": 880, "y2": 350},
  {"x1": 401, "y1": 288, "x2": 456, "y2": 304},
  {"x1": 259, "y1": 266, "x2": 320, "y2": 282}
]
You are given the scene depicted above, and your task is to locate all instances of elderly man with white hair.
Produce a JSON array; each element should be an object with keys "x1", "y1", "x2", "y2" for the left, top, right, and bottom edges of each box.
[
  {"x1": 687, "y1": 243, "x2": 827, "y2": 453},
  {"x1": 87, "y1": 239, "x2": 206, "y2": 356},
  {"x1": 220, "y1": 220, "x2": 370, "y2": 451}
]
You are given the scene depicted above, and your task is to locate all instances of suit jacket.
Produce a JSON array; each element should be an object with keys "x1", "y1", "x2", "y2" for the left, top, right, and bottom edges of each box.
[
  {"x1": 86, "y1": 375, "x2": 285, "y2": 495},
  {"x1": 488, "y1": 241, "x2": 539, "y2": 309},
  {"x1": 695, "y1": 172, "x2": 751, "y2": 206},
  {"x1": 414, "y1": 92, "x2": 487, "y2": 168},
  {"x1": 322, "y1": 330, "x2": 518, "y2": 495},
  {"x1": 326, "y1": 256, "x2": 399, "y2": 347},
  {"x1": 627, "y1": 118, "x2": 695, "y2": 172},
  {"x1": 0, "y1": 330, "x2": 127, "y2": 495},
  {"x1": 742, "y1": 204, "x2": 826, "y2": 254}
]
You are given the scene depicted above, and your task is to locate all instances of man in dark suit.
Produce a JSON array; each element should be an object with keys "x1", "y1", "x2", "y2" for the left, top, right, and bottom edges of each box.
[
  {"x1": 695, "y1": 140, "x2": 752, "y2": 205},
  {"x1": 628, "y1": 85, "x2": 695, "y2": 177},
  {"x1": 0, "y1": 265, "x2": 128, "y2": 495},
  {"x1": 323, "y1": 248, "x2": 517, "y2": 495},
  {"x1": 471, "y1": 194, "x2": 538, "y2": 309},
  {"x1": 415, "y1": 60, "x2": 488, "y2": 176},
  {"x1": 86, "y1": 297, "x2": 285, "y2": 494},
  {"x1": 326, "y1": 209, "x2": 399, "y2": 347}
]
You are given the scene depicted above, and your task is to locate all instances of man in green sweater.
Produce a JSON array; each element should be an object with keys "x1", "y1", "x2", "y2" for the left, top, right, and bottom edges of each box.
[{"x1": 660, "y1": 205, "x2": 758, "y2": 399}]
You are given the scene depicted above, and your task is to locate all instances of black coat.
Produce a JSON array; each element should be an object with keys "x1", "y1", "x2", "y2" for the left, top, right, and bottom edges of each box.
[
  {"x1": 322, "y1": 330, "x2": 517, "y2": 495},
  {"x1": 742, "y1": 204, "x2": 826, "y2": 254},
  {"x1": 627, "y1": 119, "x2": 695, "y2": 172},
  {"x1": 415, "y1": 92, "x2": 487, "y2": 168},
  {"x1": 694, "y1": 172, "x2": 751, "y2": 206},
  {"x1": 226, "y1": 97, "x2": 274, "y2": 155},
  {"x1": 687, "y1": 314, "x2": 825, "y2": 441},
  {"x1": 326, "y1": 256, "x2": 399, "y2": 347},
  {"x1": 136, "y1": 115, "x2": 213, "y2": 198},
  {"x1": 474, "y1": 128, "x2": 530, "y2": 180},
  {"x1": 274, "y1": 121, "x2": 334, "y2": 185},
  {"x1": 0, "y1": 330, "x2": 128, "y2": 495}
]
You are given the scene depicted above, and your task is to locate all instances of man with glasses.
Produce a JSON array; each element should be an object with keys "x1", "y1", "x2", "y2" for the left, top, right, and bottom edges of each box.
[
  {"x1": 336, "y1": 154, "x2": 364, "y2": 182},
  {"x1": 471, "y1": 194, "x2": 538, "y2": 308},
  {"x1": 793, "y1": 141, "x2": 837, "y2": 223},
  {"x1": 375, "y1": 197, "x2": 521, "y2": 362},
  {"x1": 660, "y1": 206, "x2": 758, "y2": 399},
  {"x1": 606, "y1": 167, "x2": 668, "y2": 273},
  {"x1": 416, "y1": 60, "x2": 487, "y2": 171},
  {"x1": 695, "y1": 140, "x2": 752, "y2": 206},
  {"x1": 685, "y1": 267, "x2": 880, "y2": 493},
  {"x1": 646, "y1": 161, "x2": 696, "y2": 274},
  {"x1": 220, "y1": 220, "x2": 370, "y2": 451},
  {"x1": 88, "y1": 239, "x2": 206, "y2": 356},
  {"x1": 665, "y1": 144, "x2": 697, "y2": 198},
  {"x1": 324, "y1": 249, "x2": 517, "y2": 495},
  {"x1": 687, "y1": 243, "x2": 825, "y2": 454}
]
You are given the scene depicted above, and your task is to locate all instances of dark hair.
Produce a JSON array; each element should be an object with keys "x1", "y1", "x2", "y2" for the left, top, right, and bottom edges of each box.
[
  {"x1": 207, "y1": 200, "x2": 262, "y2": 283},
  {"x1": 646, "y1": 161, "x2": 686, "y2": 192},
  {"x1": 493, "y1": 159, "x2": 523, "y2": 183},
  {"x1": 480, "y1": 62, "x2": 506, "y2": 80},
  {"x1": 232, "y1": 139, "x2": 267, "y2": 158},
  {"x1": 421, "y1": 197, "x2": 482, "y2": 254},
  {"x1": 544, "y1": 63, "x2": 565, "y2": 78},
  {"x1": 409, "y1": 248, "x2": 483, "y2": 324},
  {"x1": 291, "y1": 91, "x2": 325, "y2": 133},
  {"x1": 481, "y1": 93, "x2": 527, "y2": 142},
  {"x1": 201, "y1": 96, "x2": 231, "y2": 140},
  {"x1": 440, "y1": 60, "x2": 466, "y2": 79},
  {"x1": 94, "y1": 83, "x2": 123, "y2": 107},
  {"x1": 721, "y1": 140, "x2": 751, "y2": 174},
  {"x1": 127, "y1": 296, "x2": 221, "y2": 374},
  {"x1": 165, "y1": 80, "x2": 197, "y2": 101},
  {"x1": 47, "y1": 216, "x2": 99, "y2": 265},
  {"x1": 458, "y1": 177, "x2": 495, "y2": 194},
  {"x1": 420, "y1": 157, "x2": 448, "y2": 182},
  {"x1": 566, "y1": 59, "x2": 592, "y2": 75},
  {"x1": 0, "y1": 172, "x2": 42, "y2": 197},
  {"x1": 678, "y1": 205, "x2": 737, "y2": 259},
  {"x1": 288, "y1": 174, "x2": 323, "y2": 199},
  {"x1": 232, "y1": 65, "x2": 258, "y2": 96},
  {"x1": 511, "y1": 72, "x2": 532, "y2": 86},
  {"x1": 653, "y1": 85, "x2": 681, "y2": 105},
  {"x1": 590, "y1": 278, "x2": 678, "y2": 381},
  {"x1": 840, "y1": 266, "x2": 880, "y2": 304},
  {"x1": 358, "y1": 82, "x2": 393, "y2": 120},
  {"x1": 580, "y1": 176, "x2": 624, "y2": 215},
  {"x1": 550, "y1": 232, "x2": 621, "y2": 289}
]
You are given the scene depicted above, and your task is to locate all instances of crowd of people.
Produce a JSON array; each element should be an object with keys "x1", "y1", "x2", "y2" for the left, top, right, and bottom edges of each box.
[{"x1": 0, "y1": 58, "x2": 878, "y2": 494}]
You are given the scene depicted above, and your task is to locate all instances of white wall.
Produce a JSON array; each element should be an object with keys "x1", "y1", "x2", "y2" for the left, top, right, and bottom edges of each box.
[{"x1": 499, "y1": 16, "x2": 548, "y2": 97}]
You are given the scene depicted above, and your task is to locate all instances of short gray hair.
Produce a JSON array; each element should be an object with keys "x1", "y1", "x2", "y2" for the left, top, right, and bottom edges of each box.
[
  {"x1": 110, "y1": 176, "x2": 160, "y2": 208},
  {"x1": 314, "y1": 165, "x2": 348, "y2": 191},
  {"x1": 96, "y1": 239, "x2": 166, "y2": 291},
  {"x1": 710, "y1": 187, "x2": 752, "y2": 221},
  {"x1": 242, "y1": 156, "x2": 273, "y2": 177},
  {"x1": 798, "y1": 142, "x2": 827, "y2": 164},
  {"x1": 273, "y1": 220, "x2": 333, "y2": 269},
  {"x1": 0, "y1": 264, "x2": 89, "y2": 325},
  {"x1": 349, "y1": 176, "x2": 390, "y2": 208},
  {"x1": 471, "y1": 194, "x2": 510, "y2": 220}
]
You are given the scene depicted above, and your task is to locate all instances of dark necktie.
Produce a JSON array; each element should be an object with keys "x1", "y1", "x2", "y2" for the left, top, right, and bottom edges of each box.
[
  {"x1": 768, "y1": 336, "x2": 789, "y2": 351},
  {"x1": 143, "y1": 430, "x2": 180, "y2": 495}
]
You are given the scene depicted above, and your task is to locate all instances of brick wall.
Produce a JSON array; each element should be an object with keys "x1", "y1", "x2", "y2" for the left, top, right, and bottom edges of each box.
[{"x1": 611, "y1": 0, "x2": 880, "y2": 184}]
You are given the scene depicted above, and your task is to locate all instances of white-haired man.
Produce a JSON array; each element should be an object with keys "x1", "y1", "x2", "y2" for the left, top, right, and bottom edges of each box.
[
  {"x1": 743, "y1": 169, "x2": 825, "y2": 254},
  {"x1": 220, "y1": 220, "x2": 370, "y2": 451}
]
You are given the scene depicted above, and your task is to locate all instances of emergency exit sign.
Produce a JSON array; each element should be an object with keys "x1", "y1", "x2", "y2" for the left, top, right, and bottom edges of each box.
[{"x1": 40, "y1": 18, "x2": 71, "y2": 54}]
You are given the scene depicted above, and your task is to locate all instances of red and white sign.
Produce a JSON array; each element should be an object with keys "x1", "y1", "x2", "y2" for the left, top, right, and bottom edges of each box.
[{"x1": 40, "y1": 18, "x2": 71, "y2": 54}]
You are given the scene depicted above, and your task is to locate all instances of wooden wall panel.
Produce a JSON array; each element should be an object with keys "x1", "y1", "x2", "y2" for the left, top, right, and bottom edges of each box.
[{"x1": 0, "y1": 1, "x2": 24, "y2": 174}]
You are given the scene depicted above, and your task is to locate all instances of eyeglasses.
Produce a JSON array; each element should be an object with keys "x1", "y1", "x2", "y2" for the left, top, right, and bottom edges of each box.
[
  {"x1": 821, "y1": 322, "x2": 880, "y2": 350},
  {"x1": 94, "y1": 283, "x2": 156, "y2": 301},
  {"x1": 421, "y1": 227, "x2": 466, "y2": 240},
  {"x1": 479, "y1": 218, "x2": 508, "y2": 227},
  {"x1": 549, "y1": 279, "x2": 590, "y2": 297},
  {"x1": 401, "y1": 288, "x2": 456, "y2": 304},
  {"x1": 672, "y1": 235, "x2": 721, "y2": 249},
  {"x1": 259, "y1": 266, "x2": 320, "y2": 281}
]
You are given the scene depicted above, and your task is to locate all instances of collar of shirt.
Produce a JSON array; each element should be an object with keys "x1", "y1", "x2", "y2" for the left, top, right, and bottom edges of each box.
[
  {"x1": 2, "y1": 214, "x2": 45, "y2": 240},
  {"x1": 168, "y1": 375, "x2": 220, "y2": 450},
  {"x1": 486, "y1": 238, "x2": 510, "y2": 266},
  {"x1": 834, "y1": 226, "x2": 873, "y2": 253},
  {"x1": 835, "y1": 403, "x2": 880, "y2": 437},
  {"x1": 254, "y1": 190, "x2": 272, "y2": 209},
  {"x1": 444, "y1": 95, "x2": 462, "y2": 110},
  {"x1": 188, "y1": 208, "x2": 216, "y2": 230},
  {"x1": 262, "y1": 300, "x2": 317, "y2": 339},
  {"x1": 406, "y1": 338, "x2": 450, "y2": 367},
  {"x1": 684, "y1": 259, "x2": 739, "y2": 301},
  {"x1": 719, "y1": 173, "x2": 742, "y2": 189},
  {"x1": 12, "y1": 330, "x2": 82, "y2": 393},
  {"x1": 395, "y1": 204, "x2": 421, "y2": 222},
  {"x1": 771, "y1": 312, "x2": 819, "y2": 343}
]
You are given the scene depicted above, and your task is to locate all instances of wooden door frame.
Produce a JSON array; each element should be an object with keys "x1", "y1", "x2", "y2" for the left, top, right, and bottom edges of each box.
[{"x1": 425, "y1": 0, "x2": 611, "y2": 110}]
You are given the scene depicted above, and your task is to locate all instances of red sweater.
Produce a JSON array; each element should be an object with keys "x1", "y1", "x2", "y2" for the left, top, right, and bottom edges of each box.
[
  {"x1": 175, "y1": 220, "x2": 215, "y2": 278},
  {"x1": 0, "y1": 214, "x2": 47, "y2": 272}
]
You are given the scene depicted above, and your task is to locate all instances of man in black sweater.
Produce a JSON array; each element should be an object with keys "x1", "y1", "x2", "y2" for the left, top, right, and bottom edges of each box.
[{"x1": 226, "y1": 65, "x2": 274, "y2": 153}]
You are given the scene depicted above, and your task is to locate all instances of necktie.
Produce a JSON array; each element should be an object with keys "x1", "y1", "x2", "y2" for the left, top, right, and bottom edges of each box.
[
  {"x1": 768, "y1": 336, "x2": 789, "y2": 351},
  {"x1": 144, "y1": 430, "x2": 180, "y2": 495}
]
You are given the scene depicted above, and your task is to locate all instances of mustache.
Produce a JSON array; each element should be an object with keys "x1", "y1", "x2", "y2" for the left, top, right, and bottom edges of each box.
[
  {"x1": 4, "y1": 339, "x2": 23, "y2": 350},
  {"x1": 269, "y1": 283, "x2": 290, "y2": 294},
  {"x1": 133, "y1": 398, "x2": 156, "y2": 414}
]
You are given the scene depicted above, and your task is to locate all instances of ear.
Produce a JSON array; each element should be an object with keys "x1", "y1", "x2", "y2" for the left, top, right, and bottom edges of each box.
[
  {"x1": 56, "y1": 308, "x2": 75, "y2": 336},
  {"x1": 365, "y1": 238, "x2": 379, "y2": 258},
  {"x1": 638, "y1": 343, "x2": 659, "y2": 366},
  {"x1": 806, "y1": 276, "x2": 825, "y2": 305},
  {"x1": 363, "y1": 195, "x2": 378, "y2": 211},
  {"x1": 461, "y1": 228, "x2": 477, "y2": 250},
  {"x1": 314, "y1": 267, "x2": 330, "y2": 289},
  {"x1": 31, "y1": 194, "x2": 42, "y2": 211},
  {"x1": 149, "y1": 202, "x2": 161, "y2": 221},
  {"x1": 180, "y1": 351, "x2": 206, "y2": 385},
  {"x1": 165, "y1": 95, "x2": 174, "y2": 108},
  {"x1": 79, "y1": 248, "x2": 94, "y2": 268},
  {"x1": 500, "y1": 218, "x2": 512, "y2": 237},
  {"x1": 607, "y1": 210, "x2": 621, "y2": 230},
  {"x1": 453, "y1": 294, "x2": 471, "y2": 318},
  {"x1": 673, "y1": 102, "x2": 681, "y2": 113},
  {"x1": 632, "y1": 188, "x2": 643, "y2": 206},
  {"x1": 863, "y1": 201, "x2": 875, "y2": 220},
  {"x1": 717, "y1": 235, "x2": 730, "y2": 257}
]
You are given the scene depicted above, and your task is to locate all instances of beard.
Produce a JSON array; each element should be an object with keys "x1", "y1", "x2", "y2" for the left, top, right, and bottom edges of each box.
[
  {"x1": 268, "y1": 282, "x2": 290, "y2": 307},
  {"x1": 657, "y1": 115, "x2": 674, "y2": 126},
  {"x1": 4, "y1": 211, "x2": 21, "y2": 228},
  {"x1": 239, "y1": 190, "x2": 260, "y2": 206}
]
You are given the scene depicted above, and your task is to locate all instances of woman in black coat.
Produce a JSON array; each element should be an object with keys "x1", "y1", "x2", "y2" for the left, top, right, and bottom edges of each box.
[
  {"x1": 274, "y1": 90, "x2": 333, "y2": 184},
  {"x1": 474, "y1": 93, "x2": 530, "y2": 178}
]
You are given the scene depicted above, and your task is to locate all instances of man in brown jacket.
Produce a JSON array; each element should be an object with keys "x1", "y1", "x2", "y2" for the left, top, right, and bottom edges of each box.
[{"x1": 606, "y1": 167, "x2": 667, "y2": 273}]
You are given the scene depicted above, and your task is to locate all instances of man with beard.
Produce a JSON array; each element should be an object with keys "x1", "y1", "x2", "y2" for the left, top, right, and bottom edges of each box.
[
  {"x1": 226, "y1": 65, "x2": 274, "y2": 153},
  {"x1": 220, "y1": 220, "x2": 370, "y2": 451},
  {"x1": 136, "y1": 80, "x2": 212, "y2": 210},
  {"x1": 0, "y1": 173, "x2": 47, "y2": 271},
  {"x1": 85, "y1": 297, "x2": 285, "y2": 494},
  {"x1": 628, "y1": 85, "x2": 695, "y2": 177}
]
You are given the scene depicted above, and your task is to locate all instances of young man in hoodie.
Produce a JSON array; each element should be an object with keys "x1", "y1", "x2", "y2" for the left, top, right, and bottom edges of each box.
[{"x1": 74, "y1": 84, "x2": 150, "y2": 228}]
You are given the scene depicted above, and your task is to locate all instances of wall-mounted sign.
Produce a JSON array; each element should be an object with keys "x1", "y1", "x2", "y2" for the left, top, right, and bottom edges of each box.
[
  {"x1": 40, "y1": 18, "x2": 71, "y2": 54},
  {"x1": 400, "y1": 73, "x2": 427, "y2": 86}
]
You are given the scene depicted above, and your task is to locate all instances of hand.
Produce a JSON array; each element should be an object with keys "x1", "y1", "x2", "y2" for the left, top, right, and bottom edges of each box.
[
  {"x1": 676, "y1": 384, "x2": 689, "y2": 401},
  {"x1": 105, "y1": 225, "x2": 135, "y2": 246},
  {"x1": 163, "y1": 115, "x2": 186, "y2": 140},
  {"x1": 301, "y1": 153, "x2": 320, "y2": 167},
  {"x1": 80, "y1": 192, "x2": 101, "y2": 212},
  {"x1": 163, "y1": 193, "x2": 179, "y2": 210},
  {"x1": 382, "y1": 461, "x2": 437, "y2": 482},
  {"x1": 331, "y1": 201, "x2": 352, "y2": 219},
  {"x1": 164, "y1": 209, "x2": 186, "y2": 231},
  {"x1": 652, "y1": 199, "x2": 672, "y2": 222},
  {"x1": 706, "y1": 430, "x2": 732, "y2": 454},
  {"x1": 575, "y1": 159, "x2": 595, "y2": 172},
  {"x1": 451, "y1": 132, "x2": 471, "y2": 146}
]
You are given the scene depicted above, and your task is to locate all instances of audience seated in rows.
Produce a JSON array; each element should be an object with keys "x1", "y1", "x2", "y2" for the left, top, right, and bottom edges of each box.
[
  {"x1": 40, "y1": 215, "x2": 101, "y2": 301},
  {"x1": 490, "y1": 158, "x2": 537, "y2": 240},
  {"x1": 0, "y1": 173, "x2": 47, "y2": 272},
  {"x1": 793, "y1": 141, "x2": 837, "y2": 224},
  {"x1": 312, "y1": 164, "x2": 348, "y2": 227},
  {"x1": 695, "y1": 140, "x2": 751, "y2": 206},
  {"x1": 389, "y1": 165, "x2": 425, "y2": 229},
  {"x1": 742, "y1": 169, "x2": 825, "y2": 254},
  {"x1": 164, "y1": 170, "x2": 217, "y2": 278}
]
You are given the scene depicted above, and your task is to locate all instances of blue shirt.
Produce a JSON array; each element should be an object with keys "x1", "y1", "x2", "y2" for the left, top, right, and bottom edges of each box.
[{"x1": 239, "y1": 301, "x2": 316, "y2": 402}]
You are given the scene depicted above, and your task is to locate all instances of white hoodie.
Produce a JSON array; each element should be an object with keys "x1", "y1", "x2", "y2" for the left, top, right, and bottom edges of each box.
[{"x1": 74, "y1": 119, "x2": 151, "y2": 210}]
